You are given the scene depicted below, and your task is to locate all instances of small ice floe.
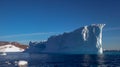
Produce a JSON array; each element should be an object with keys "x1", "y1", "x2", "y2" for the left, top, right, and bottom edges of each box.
[
  {"x1": 5, "y1": 61, "x2": 11, "y2": 65},
  {"x1": 0, "y1": 52, "x2": 7, "y2": 55},
  {"x1": 18, "y1": 60, "x2": 28, "y2": 67}
]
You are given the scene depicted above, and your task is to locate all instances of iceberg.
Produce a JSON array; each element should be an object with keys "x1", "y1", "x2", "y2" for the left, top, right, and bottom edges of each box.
[{"x1": 26, "y1": 24, "x2": 105, "y2": 54}]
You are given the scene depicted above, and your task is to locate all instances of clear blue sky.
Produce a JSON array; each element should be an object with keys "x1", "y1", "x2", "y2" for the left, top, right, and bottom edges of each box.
[{"x1": 0, "y1": 0, "x2": 120, "y2": 50}]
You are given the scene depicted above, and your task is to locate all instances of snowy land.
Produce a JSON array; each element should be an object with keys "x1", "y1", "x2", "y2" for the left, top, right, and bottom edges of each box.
[{"x1": 0, "y1": 41, "x2": 28, "y2": 52}]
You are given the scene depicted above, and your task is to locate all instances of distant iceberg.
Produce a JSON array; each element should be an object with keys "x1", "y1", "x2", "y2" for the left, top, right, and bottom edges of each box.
[{"x1": 26, "y1": 24, "x2": 105, "y2": 54}]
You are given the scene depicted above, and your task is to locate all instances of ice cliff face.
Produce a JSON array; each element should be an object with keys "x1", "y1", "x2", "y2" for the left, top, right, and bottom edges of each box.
[{"x1": 27, "y1": 24, "x2": 105, "y2": 54}]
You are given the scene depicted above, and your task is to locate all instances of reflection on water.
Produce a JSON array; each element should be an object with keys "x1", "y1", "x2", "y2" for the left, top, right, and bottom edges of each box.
[{"x1": 0, "y1": 52, "x2": 120, "y2": 67}]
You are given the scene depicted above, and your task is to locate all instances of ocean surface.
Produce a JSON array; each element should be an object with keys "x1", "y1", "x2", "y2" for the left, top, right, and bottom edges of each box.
[{"x1": 0, "y1": 52, "x2": 120, "y2": 67}]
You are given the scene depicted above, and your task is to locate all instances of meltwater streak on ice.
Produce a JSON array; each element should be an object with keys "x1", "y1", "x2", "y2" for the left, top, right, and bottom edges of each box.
[{"x1": 27, "y1": 24, "x2": 105, "y2": 54}]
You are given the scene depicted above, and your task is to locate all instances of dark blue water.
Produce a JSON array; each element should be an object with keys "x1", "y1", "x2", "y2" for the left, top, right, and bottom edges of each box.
[{"x1": 0, "y1": 52, "x2": 120, "y2": 67}]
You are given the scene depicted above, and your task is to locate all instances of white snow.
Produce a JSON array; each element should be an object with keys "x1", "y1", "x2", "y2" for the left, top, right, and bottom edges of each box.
[
  {"x1": 26, "y1": 24, "x2": 105, "y2": 54},
  {"x1": 0, "y1": 44, "x2": 24, "y2": 52}
]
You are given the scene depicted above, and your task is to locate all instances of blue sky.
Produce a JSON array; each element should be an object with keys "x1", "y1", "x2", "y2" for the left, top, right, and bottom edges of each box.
[{"x1": 0, "y1": 0, "x2": 120, "y2": 50}]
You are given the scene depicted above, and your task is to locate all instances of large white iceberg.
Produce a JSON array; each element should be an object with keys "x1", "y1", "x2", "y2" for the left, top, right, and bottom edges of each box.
[{"x1": 26, "y1": 24, "x2": 105, "y2": 54}]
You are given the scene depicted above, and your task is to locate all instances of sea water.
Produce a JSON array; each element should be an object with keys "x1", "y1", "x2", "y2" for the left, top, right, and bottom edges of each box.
[{"x1": 0, "y1": 52, "x2": 120, "y2": 67}]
